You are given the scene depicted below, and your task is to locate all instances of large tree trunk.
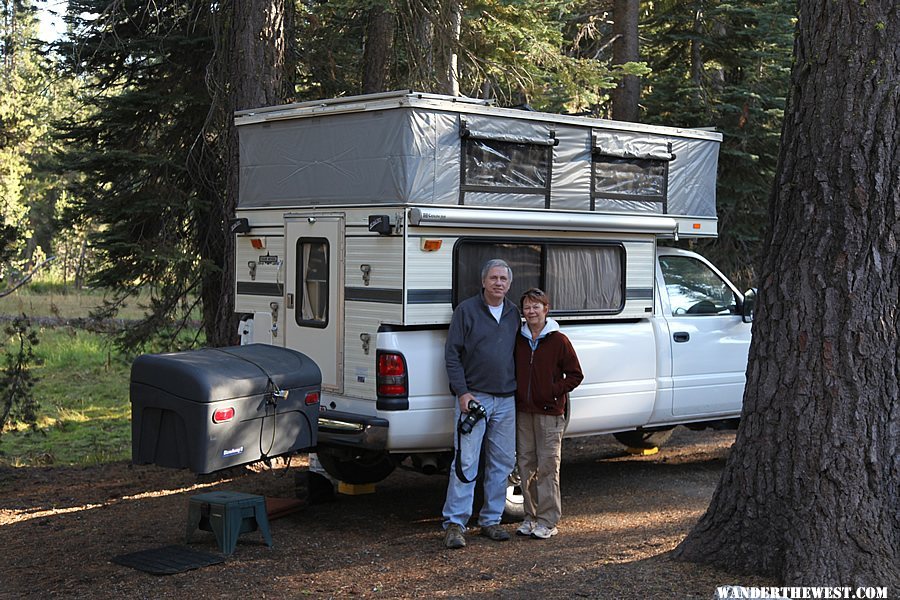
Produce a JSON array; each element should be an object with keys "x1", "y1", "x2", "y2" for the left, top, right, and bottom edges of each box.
[
  {"x1": 676, "y1": 1, "x2": 899, "y2": 588},
  {"x1": 362, "y1": 0, "x2": 394, "y2": 93},
  {"x1": 610, "y1": 0, "x2": 639, "y2": 122},
  {"x1": 205, "y1": 0, "x2": 285, "y2": 347}
]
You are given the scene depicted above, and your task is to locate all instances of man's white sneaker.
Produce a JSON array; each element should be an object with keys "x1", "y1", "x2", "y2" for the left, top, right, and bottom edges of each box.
[
  {"x1": 516, "y1": 520, "x2": 536, "y2": 536},
  {"x1": 530, "y1": 525, "x2": 558, "y2": 539}
]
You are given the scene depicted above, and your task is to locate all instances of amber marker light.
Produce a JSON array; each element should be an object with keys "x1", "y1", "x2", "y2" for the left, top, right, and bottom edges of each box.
[{"x1": 421, "y1": 239, "x2": 442, "y2": 251}]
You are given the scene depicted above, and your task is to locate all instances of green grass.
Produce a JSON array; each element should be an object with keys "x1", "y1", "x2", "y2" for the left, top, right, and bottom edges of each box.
[
  {"x1": 0, "y1": 284, "x2": 207, "y2": 467},
  {"x1": 0, "y1": 283, "x2": 152, "y2": 321},
  {"x1": 0, "y1": 327, "x2": 133, "y2": 467}
]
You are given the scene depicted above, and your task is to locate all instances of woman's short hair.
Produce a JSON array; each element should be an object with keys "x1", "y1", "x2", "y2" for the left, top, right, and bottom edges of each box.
[
  {"x1": 481, "y1": 258, "x2": 513, "y2": 283},
  {"x1": 520, "y1": 287, "x2": 550, "y2": 309}
]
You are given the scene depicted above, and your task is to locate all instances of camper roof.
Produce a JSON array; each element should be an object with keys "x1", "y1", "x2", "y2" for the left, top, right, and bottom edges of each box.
[
  {"x1": 234, "y1": 90, "x2": 721, "y2": 143},
  {"x1": 235, "y1": 91, "x2": 722, "y2": 237}
]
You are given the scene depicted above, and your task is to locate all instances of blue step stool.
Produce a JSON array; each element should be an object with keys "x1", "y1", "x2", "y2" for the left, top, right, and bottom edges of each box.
[{"x1": 185, "y1": 491, "x2": 273, "y2": 555}]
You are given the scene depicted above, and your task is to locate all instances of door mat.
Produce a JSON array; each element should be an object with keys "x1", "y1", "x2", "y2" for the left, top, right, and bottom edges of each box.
[{"x1": 111, "y1": 545, "x2": 224, "y2": 575}]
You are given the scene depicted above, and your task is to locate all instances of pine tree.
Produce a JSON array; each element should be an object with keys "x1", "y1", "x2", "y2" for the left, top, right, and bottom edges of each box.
[
  {"x1": 0, "y1": 0, "x2": 46, "y2": 276},
  {"x1": 641, "y1": 0, "x2": 794, "y2": 288},
  {"x1": 56, "y1": 0, "x2": 287, "y2": 350},
  {"x1": 56, "y1": 1, "x2": 228, "y2": 350},
  {"x1": 677, "y1": 0, "x2": 899, "y2": 585}
]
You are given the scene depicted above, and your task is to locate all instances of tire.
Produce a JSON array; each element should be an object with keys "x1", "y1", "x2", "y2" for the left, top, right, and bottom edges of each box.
[
  {"x1": 613, "y1": 428, "x2": 675, "y2": 450},
  {"x1": 469, "y1": 464, "x2": 525, "y2": 523},
  {"x1": 316, "y1": 449, "x2": 396, "y2": 484}
]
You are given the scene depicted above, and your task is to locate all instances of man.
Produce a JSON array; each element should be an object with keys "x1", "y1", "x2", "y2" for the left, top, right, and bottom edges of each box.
[{"x1": 441, "y1": 258, "x2": 519, "y2": 549}]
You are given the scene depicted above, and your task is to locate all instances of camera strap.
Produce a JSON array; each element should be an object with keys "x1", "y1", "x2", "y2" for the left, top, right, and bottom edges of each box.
[{"x1": 454, "y1": 423, "x2": 478, "y2": 483}]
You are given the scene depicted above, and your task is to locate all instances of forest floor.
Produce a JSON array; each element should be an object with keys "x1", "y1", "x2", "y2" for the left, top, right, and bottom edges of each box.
[{"x1": 0, "y1": 428, "x2": 778, "y2": 599}]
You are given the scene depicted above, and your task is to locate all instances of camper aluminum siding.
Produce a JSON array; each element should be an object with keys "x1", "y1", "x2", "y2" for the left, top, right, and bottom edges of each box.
[
  {"x1": 234, "y1": 91, "x2": 721, "y2": 238},
  {"x1": 234, "y1": 204, "x2": 664, "y2": 401}
]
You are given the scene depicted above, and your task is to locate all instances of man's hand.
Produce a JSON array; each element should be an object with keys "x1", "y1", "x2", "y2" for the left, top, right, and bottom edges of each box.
[{"x1": 458, "y1": 393, "x2": 475, "y2": 413}]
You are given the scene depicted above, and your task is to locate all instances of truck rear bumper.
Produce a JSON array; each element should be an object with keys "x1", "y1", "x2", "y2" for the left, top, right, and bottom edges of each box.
[{"x1": 317, "y1": 409, "x2": 389, "y2": 451}]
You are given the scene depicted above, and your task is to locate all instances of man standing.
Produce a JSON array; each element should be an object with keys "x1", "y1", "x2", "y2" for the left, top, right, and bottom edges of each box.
[{"x1": 442, "y1": 258, "x2": 519, "y2": 549}]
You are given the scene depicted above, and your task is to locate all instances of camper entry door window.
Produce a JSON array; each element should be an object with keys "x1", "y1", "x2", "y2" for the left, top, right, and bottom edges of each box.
[{"x1": 297, "y1": 238, "x2": 329, "y2": 327}]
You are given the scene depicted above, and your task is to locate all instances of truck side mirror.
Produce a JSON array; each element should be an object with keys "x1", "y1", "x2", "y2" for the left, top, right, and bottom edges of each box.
[{"x1": 741, "y1": 288, "x2": 757, "y2": 323}]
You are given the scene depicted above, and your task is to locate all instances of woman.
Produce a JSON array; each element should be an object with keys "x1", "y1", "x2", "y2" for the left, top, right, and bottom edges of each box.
[{"x1": 514, "y1": 288, "x2": 584, "y2": 539}]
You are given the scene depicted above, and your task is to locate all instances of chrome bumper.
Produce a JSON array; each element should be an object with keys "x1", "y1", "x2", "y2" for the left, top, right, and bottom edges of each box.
[{"x1": 316, "y1": 409, "x2": 389, "y2": 451}]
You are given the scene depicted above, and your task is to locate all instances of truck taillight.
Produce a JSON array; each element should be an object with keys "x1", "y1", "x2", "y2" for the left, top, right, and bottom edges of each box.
[
  {"x1": 304, "y1": 391, "x2": 319, "y2": 405},
  {"x1": 213, "y1": 407, "x2": 235, "y2": 423},
  {"x1": 377, "y1": 351, "x2": 408, "y2": 397}
]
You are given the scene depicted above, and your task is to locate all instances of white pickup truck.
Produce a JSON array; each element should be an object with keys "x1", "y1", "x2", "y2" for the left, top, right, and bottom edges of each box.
[
  {"x1": 230, "y1": 91, "x2": 754, "y2": 495},
  {"x1": 309, "y1": 243, "x2": 753, "y2": 487}
]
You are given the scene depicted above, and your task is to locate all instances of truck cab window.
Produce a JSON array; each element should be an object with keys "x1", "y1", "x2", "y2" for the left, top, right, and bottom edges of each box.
[
  {"x1": 297, "y1": 239, "x2": 329, "y2": 327},
  {"x1": 659, "y1": 255, "x2": 736, "y2": 316}
]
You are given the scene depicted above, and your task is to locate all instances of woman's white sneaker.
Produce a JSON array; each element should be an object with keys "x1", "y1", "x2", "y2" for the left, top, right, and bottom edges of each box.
[
  {"x1": 530, "y1": 525, "x2": 558, "y2": 539},
  {"x1": 516, "y1": 520, "x2": 536, "y2": 536}
]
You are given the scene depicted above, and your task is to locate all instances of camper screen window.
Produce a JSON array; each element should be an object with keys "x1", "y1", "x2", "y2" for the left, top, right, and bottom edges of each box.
[
  {"x1": 461, "y1": 139, "x2": 551, "y2": 204},
  {"x1": 296, "y1": 239, "x2": 329, "y2": 327},
  {"x1": 454, "y1": 240, "x2": 624, "y2": 314},
  {"x1": 592, "y1": 156, "x2": 668, "y2": 212}
]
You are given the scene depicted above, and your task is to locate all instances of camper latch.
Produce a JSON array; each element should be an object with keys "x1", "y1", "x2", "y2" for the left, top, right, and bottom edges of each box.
[
  {"x1": 360, "y1": 264, "x2": 371, "y2": 286},
  {"x1": 359, "y1": 332, "x2": 371, "y2": 355},
  {"x1": 270, "y1": 301, "x2": 279, "y2": 338},
  {"x1": 248, "y1": 260, "x2": 257, "y2": 280}
]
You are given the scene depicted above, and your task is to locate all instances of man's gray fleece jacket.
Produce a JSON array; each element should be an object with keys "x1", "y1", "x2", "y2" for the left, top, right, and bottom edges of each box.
[{"x1": 445, "y1": 293, "x2": 519, "y2": 397}]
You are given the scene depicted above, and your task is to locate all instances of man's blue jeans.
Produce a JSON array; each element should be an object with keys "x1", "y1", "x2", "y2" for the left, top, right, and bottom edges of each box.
[{"x1": 442, "y1": 392, "x2": 516, "y2": 530}]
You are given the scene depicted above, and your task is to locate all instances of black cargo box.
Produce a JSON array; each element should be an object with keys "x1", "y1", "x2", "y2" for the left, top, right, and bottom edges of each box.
[{"x1": 131, "y1": 344, "x2": 320, "y2": 474}]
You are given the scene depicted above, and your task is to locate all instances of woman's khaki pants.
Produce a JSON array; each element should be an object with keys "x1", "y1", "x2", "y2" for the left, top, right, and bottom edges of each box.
[{"x1": 516, "y1": 412, "x2": 566, "y2": 528}]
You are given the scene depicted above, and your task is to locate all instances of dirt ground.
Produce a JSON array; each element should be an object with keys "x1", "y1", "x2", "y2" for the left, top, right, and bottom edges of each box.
[{"x1": 0, "y1": 428, "x2": 777, "y2": 599}]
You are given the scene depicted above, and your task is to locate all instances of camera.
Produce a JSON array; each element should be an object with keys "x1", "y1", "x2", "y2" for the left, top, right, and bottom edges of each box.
[{"x1": 458, "y1": 400, "x2": 487, "y2": 434}]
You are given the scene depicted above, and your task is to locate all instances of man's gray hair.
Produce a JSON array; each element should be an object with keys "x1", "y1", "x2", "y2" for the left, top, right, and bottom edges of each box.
[{"x1": 481, "y1": 258, "x2": 513, "y2": 283}]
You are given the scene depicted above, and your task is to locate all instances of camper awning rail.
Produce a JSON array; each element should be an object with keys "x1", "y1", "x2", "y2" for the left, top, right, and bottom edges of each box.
[{"x1": 408, "y1": 207, "x2": 679, "y2": 236}]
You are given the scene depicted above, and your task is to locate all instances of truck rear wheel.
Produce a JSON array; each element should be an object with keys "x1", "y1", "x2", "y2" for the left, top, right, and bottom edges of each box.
[
  {"x1": 503, "y1": 468, "x2": 525, "y2": 522},
  {"x1": 613, "y1": 428, "x2": 675, "y2": 450},
  {"x1": 316, "y1": 449, "x2": 396, "y2": 484},
  {"x1": 470, "y1": 465, "x2": 525, "y2": 522}
]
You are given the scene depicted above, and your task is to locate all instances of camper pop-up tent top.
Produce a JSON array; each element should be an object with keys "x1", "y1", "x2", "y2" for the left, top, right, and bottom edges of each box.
[
  {"x1": 235, "y1": 90, "x2": 720, "y2": 234},
  {"x1": 231, "y1": 91, "x2": 752, "y2": 494}
]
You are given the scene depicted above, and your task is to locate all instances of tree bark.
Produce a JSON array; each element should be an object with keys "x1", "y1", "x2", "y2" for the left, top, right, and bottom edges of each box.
[
  {"x1": 445, "y1": 0, "x2": 461, "y2": 96},
  {"x1": 362, "y1": 1, "x2": 394, "y2": 93},
  {"x1": 610, "y1": 0, "x2": 639, "y2": 122},
  {"x1": 676, "y1": 1, "x2": 900, "y2": 588},
  {"x1": 205, "y1": 0, "x2": 285, "y2": 348}
]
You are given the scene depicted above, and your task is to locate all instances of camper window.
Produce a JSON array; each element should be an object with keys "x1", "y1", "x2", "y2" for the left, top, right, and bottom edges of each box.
[
  {"x1": 659, "y1": 255, "x2": 737, "y2": 316},
  {"x1": 454, "y1": 240, "x2": 624, "y2": 314},
  {"x1": 296, "y1": 238, "x2": 329, "y2": 327},
  {"x1": 591, "y1": 155, "x2": 668, "y2": 213},
  {"x1": 460, "y1": 139, "x2": 551, "y2": 207}
]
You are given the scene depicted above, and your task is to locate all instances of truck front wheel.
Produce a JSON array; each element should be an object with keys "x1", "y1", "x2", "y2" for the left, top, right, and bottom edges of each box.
[
  {"x1": 316, "y1": 449, "x2": 397, "y2": 484},
  {"x1": 613, "y1": 428, "x2": 675, "y2": 450}
]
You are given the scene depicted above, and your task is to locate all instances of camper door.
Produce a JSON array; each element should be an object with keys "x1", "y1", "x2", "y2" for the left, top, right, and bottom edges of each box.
[{"x1": 284, "y1": 216, "x2": 344, "y2": 393}]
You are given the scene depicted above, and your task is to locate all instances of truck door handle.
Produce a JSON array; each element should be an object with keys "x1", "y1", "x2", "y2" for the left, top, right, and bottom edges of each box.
[{"x1": 673, "y1": 332, "x2": 690, "y2": 343}]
